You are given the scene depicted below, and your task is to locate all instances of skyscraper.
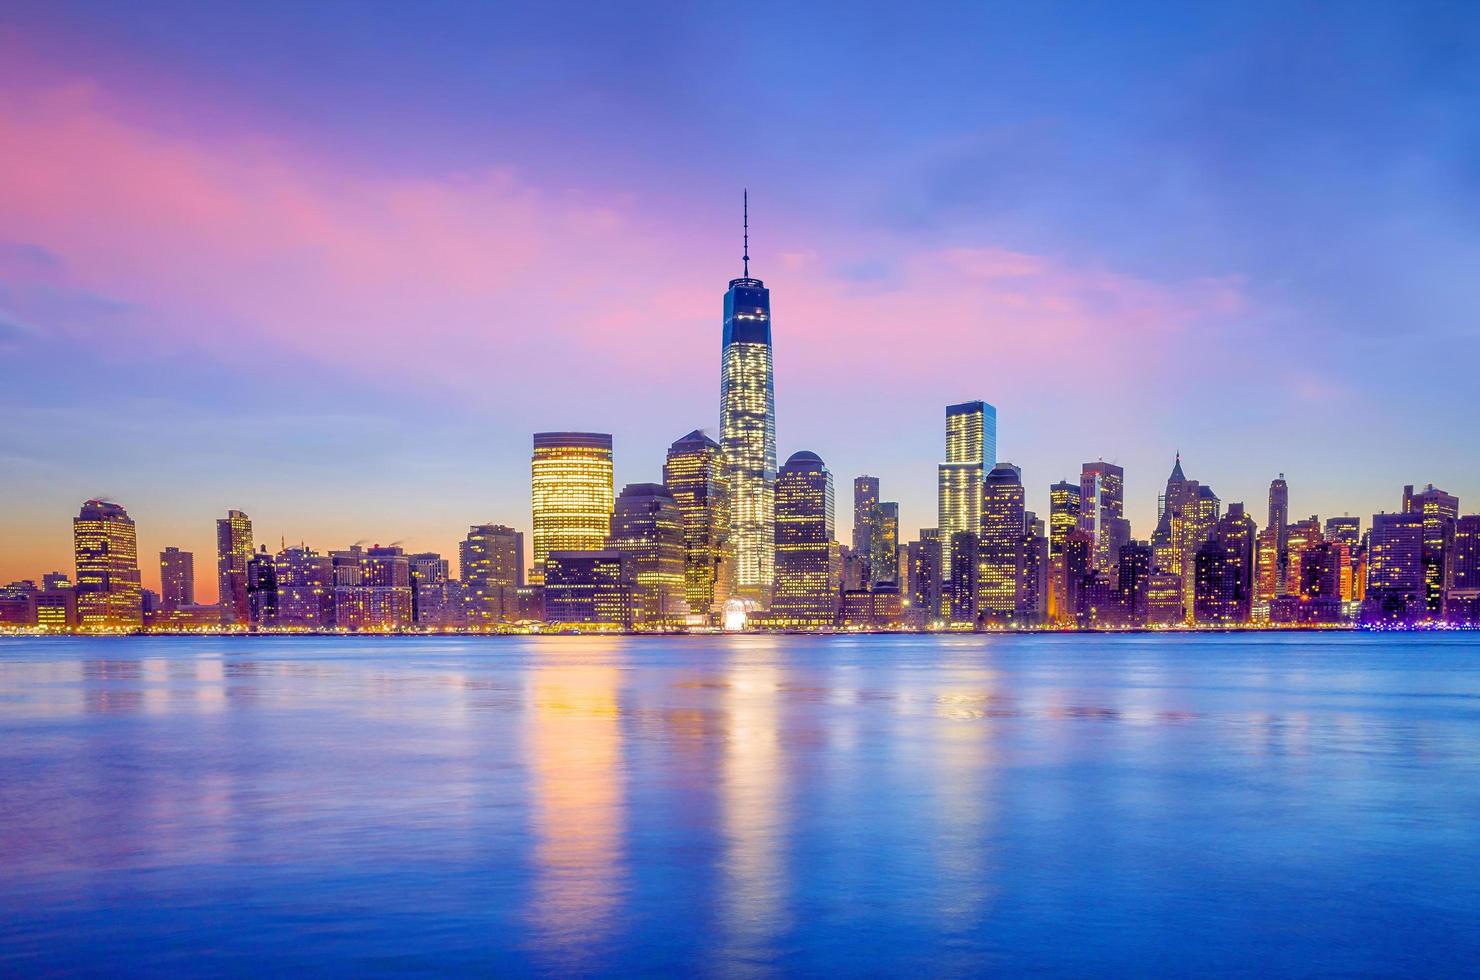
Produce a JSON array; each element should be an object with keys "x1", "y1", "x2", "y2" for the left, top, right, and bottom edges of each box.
[
  {"x1": 937, "y1": 400, "x2": 995, "y2": 581},
  {"x1": 978, "y1": 463, "x2": 1024, "y2": 622},
  {"x1": 159, "y1": 547, "x2": 194, "y2": 611},
  {"x1": 1079, "y1": 461, "x2": 1125, "y2": 572},
  {"x1": 721, "y1": 193, "x2": 776, "y2": 604},
  {"x1": 73, "y1": 499, "x2": 142, "y2": 631},
  {"x1": 1268, "y1": 474, "x2": 1289, "y2": 582},
  {"x1": 1447, "y1": 515, "x2": 1480, "y2": 624},
  {"x1": 1403, "y1": 483, "x2": 1460, "y2": 619},
  {"x1": 664, "y1": 430, "x2": 732, "y2": 620},
  {"x1": 216, "y1": 509, "x2": 253, "y2": 626},
  {"x1": 771, "y1": 451, "x2": 835, "y2": 628},
  {"x1": 460, "y1": 524, "x2": 523, "y2": 626},
  {"x1": 609, "y1": 483, "x2": 688, "y2": 629},
  {"x1": 1361, "y1": 512, "x2": 1425, "y2": 625},
  {"x1": 869, "y1": 501, "x2": 900, "y2": 589},
  {"x1": 852, "y1": 476, "x2": 880, "y2": 575},
  {"x1": 530, "y1": 431, "x2": 615, "y2": 583}
]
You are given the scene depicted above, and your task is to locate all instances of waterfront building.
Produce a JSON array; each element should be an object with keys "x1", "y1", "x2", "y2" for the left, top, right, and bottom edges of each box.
[
  {"x1": 35, "y1": 582, "x2": 77, "y2": 630},
  {"x1": 978, "y1": 463, "x2": 1025, "y2": 623},
  {"x1": 609, "y1": 483, "x2": 688, "y2": 629},
  {"x1": 363, "y1": 545, "x2": 413, "y2": 630},
  {"x1": 771, "y1": 451, "x2": 836, "y2": 628},
  {"x1": 663, "y1": 430, "x2": 732, "y2": 619},
  {"x1": 0, "y1": 581, "x2": 37, "y2": 626},
  {"x1": 1361, "y1": 512, "x2": 1426, "y2": 625},
  {"x1": 1145, "y1": 571, "x2": 1185, "y2": 626},
  {"x1": 245, "y1": 546, "x2": 278, "y2": 628},
  {"x1": 869, "y1": 501, "x2": 900, "y2": 589},
  {"x1": 530, "y1": 432, "x2": 614, "y2": 583},
  {"x1": 721, "y1": 196, "x2": 777, "y2": 604},
  {"x1": 1079, "y1": 461, "x2": 1125, "y2": 572},
  {"x1": 907, "y1": 531, "x2": 941, "y2": 627},
  {"x1": 1115, "y1": 540, "x2": 1153, "y2": 627},
  {"x1": 461, "y1": 524, "x2": 523, "y2": 626},
  {"x1": 543, "y1": 550, "x2": 638, "y2": 630},
  {"x1": 159, "y1": 547, "x2": 195, "y2": 611},
  {"x1": 273, "y1": 546, "x2": 334, "y2": 629},
  {"x1": 407, "y1": 552, "x2": 455, "y2": 627},
  {"x1": 1020, "y1": 516, "x2": 1049, "y2": 625},
  {"x1": 1403, "y1": 483, "x2": 1460, "y2": 619},
  {"x1": 1062, "y1": 529, "x2": 1093, "y2": 627},
  {"x1": 73, "y1": 499, "x2": 142, "y2": 631},
  {"x1": 947, "y1": 532, "x2": 979, "y2": 627},
  {"x1": 937, "y1": 400, "x2": 995, "y2": 581},
  {"x1": 838, "y1": 585, "x2": 904, "y2": 630},
  {"x1": 1447, "y1": 515, "x2": 1480, "y2": 624},
  {"x1": 216, "y1": 510, "x2": 253, "y2": 627}
]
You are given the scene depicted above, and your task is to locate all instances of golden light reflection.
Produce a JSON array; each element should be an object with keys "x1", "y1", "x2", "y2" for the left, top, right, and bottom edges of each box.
[
  {"x1": 719, "y1": 637, "x2": 789, "y2": 963},
  {"x1": 928, "y1": 643, "x2": 998, "y2": 929},
  {"x1": 527, "y1": 646, "x2": 626, "y2": 967}
]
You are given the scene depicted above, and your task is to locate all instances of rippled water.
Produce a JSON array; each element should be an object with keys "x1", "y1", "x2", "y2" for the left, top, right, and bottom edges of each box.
[{"x1": 1, "y1": 632, "x2": 1477, "y2": 975}]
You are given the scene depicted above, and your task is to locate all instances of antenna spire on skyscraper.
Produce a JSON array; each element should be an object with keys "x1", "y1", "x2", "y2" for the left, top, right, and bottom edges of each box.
[{"x1": 743, "y1": 188, "x2": 749, "y2": 277}]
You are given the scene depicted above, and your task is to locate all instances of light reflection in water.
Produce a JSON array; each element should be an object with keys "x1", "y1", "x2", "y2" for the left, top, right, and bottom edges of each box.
[{"x1": 526, "y1": 642, "x2": 626, "y2": 968}]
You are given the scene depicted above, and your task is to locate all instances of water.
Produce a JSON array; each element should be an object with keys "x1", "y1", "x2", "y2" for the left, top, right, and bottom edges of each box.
[{"x1": 1, "y1": 632, "x2": 1477, "y2": 976}]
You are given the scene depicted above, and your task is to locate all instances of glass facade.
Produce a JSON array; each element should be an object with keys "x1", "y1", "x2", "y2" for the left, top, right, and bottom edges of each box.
[
  {"x1": 609, "y1": 483, "x2": 688, "y2": 629},
  {"x1": 73, "y1": 499, "x2": 142, "y2": 631},
  {"x1": 721, "y1": 277, "x2": 776, "y2": 604},
  {"x1": 663, "y1": 430, "x2": 732, "y2": 619},
  {"x1": 216, "y1": 509, "x2": 254, "y2": 627},
  {"x1": 771, "y1": 451, "x2": 835, "y2": 628}
]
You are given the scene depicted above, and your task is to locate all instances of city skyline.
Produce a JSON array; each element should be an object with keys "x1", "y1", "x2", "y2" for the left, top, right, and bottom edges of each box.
[{"x1": 4, "y1": 3, "x2": 1480, "y2": 594}]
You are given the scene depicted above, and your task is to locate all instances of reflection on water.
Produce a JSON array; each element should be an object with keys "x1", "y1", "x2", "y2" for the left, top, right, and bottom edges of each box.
[
  {"x1": 527, "y1": 648, "x2": 626, "y2": 969},
  {"x1": 1, "y1": 631, "x2": 1478, "y2": 974}
]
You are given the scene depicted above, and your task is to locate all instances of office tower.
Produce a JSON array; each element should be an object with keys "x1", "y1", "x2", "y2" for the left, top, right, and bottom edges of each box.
[
  {"x1": 1268, "y1": 475, "x2": 1289, "y2": 581},
  {"x1": 771, "y1": 451, "x2": 836, "y2": 628},
  {"x1": 828, "y1": 540, "x2": 846, "y2": 598},
  {"x1": 73, "y1": 499, "x2": 142, "y2": 631},
  {"x1": 1361, "y1": 512, "x2": 1426, "y2": 625},
  {"x1": 721, "y1": 194, "x2": 777, "y2": 604},
  {"x1": 245, "y1": 546, "x2": 278, "y2": 628},
  {"x1": 852, "y1": 476, "x2": 880, "y2": 576},
  {"x1": 1284, "y1": 517, "x2": 1323, "y2": 599},
  {"x1": 530, "y1": 432, "x2": 615, "y2": 583},
  {"x1": 869, "y1": 501, "x2": 900, "y2": 589},
  {"x1": 947, "y1": 531, "x2": 979, "y2": 627},
  {"x1": 544, "y1": 551, "x2": 638, "y2": 630},
  {"x1": 1325, "y1": 516, "x2": 1360, "y2": 549},
  {"x1": 1215, "y1": 503, "x2": 1257, "y2": 623},
  {"x1": 1255, "y1": 524, "x2": 1280, "y2": 608},
  {"x1": 1061, "y1": 528, "x2": 1093, "y2": 626},
  {"x1": 460, "y1": 524, "x2": 523, "y2": 627},
  {"x1": 1079, "y1": 461, "x2": 1125, "y2": 572},
  {"x1": 330, "y1": 546, "x2": 369, "y2": 630},
  {"x1": 1116, "y1": 541, "x2": 1153, "y2": 627},
  {"x1": 841, "y1": 547, "x2": 869, "y2": 592},
  {"x1": 159, "y1": 547, "x2": 195, "y2": 611},
  {"x1": 1020, "y1": 520, "x2": 1049, "y2": 625},
  {"x1": 407, "y1": 552, "x2": 454, "y2": 627},
  {"x1": 1447, "y1": 515, "x2": 1480, "y2": 624},
  {"x1": 1193, "y1": 504, "x2": 1253, "y2": 627},
  {"x1": 1299, "y1": 542, "x2": 1345, "y2": 622},
  {"x1": 1145, "y1": 570, "x2": 1185, "y2": 626},
  {"x1": 1151, "y1": 455, "x2": 1220, "y2": 618},
  {"x1": 978, "y1": 463, "x2": 1025, "y2": 622},
  {"x1": 609, "y1": 483, "x2": 688, "y2": 629},
  {"x1": 937, "y1": 400, "x2": 995, "y2": 581},
  {"x1": 664, "y1": 430, "x2": 733, "y2": 619},
  {"x1": 363, "y1": 545, "x2": 413, "y2": 630},
  {"x1": 34, "y1": 576, "x2": 77, "y2": 630},
  {"x1": 1048, "y1": 481, "x2": 1081, "y2": 556},
  {"x1": 1403, "y1": 483, "x2": 1460, "y2": 619},
  {"x1": 908, "y1": 531, "x2": 941, "y2": 627},
  {"x1": 273, "y1": 546, "x2": 334, "y2": 629},
  {"x1": 216, "y1": 510, "x2": 253, "y2": 626}
]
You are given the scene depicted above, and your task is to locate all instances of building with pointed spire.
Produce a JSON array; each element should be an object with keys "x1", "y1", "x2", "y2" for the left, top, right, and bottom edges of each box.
[{"x1": 721, "y1": 191, "x2": 777, "y2": 604}]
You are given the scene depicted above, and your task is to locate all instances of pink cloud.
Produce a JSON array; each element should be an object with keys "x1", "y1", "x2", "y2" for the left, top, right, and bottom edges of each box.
[{"x1": 0, "y1": 72, "x2": 1249, "y2": 417}]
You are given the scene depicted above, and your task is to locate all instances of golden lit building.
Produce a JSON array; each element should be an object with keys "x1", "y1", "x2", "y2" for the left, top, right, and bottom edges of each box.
[
  {"x1": 530, "y1": 431, "x2": 615, "y2": 584},
  {"x1": 1284, "y1": 517, "x2": 1323, "y2": 598},
  {"x1": 977, "y1": 463, "x2": 1024, "y2": 622},
  {"x1": 216, "y1": 509, "x2": 253, "y2": 626},
  {"x1": 937, "y1": 401, "x2": 994, "y2": 583},
  {"x1": 663, "y1": 430, "x2": 732, "y2": 620},
  {"x1": 770, "y1": 451, "x2": 835, "y2": 628},
  {"x1": 73, "y1": 499, "x2": 142, "y2": 631}
]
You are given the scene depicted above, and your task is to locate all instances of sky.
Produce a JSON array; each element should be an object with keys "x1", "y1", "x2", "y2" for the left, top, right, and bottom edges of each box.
[{"x1": 3, "y1": 1, "x2": 1479, "y2": 600}]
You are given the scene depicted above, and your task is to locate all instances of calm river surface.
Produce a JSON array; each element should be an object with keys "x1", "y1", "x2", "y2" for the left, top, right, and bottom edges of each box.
[{"x1": 1, "y1": 632, "x2": 1477, "y2": 975}]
